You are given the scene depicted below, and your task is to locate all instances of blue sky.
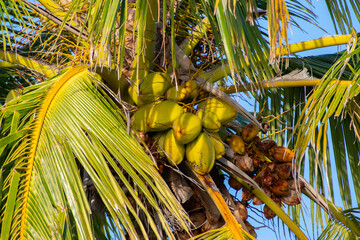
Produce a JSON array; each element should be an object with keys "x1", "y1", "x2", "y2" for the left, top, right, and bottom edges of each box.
[{"x1": 237, "y1": 2, "x2": 360, "y2": 239}]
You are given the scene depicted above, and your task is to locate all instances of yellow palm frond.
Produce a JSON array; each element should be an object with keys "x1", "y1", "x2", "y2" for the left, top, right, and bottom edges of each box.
[{"x1": 0, "y1": 66, "x2": 190, "y2": 239}]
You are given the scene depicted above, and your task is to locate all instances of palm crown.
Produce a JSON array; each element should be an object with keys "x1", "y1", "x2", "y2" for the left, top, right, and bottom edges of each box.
[{"x1": 0, "y1": 0, "x2": 360, "y2": 239}]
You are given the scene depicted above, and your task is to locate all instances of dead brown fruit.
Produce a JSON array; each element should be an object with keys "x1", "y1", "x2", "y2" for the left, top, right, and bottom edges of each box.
[
  {"x1": 288, "y1": 179, "x2": 305, "y2": 190},
  {"x1": 189, "y1": 211, "x2": 206, "y2": 229},
  {"x1": 261, "y1": 122, "x2": 270, "y2": 133},
  {"x1": 235, "y1": 154, "x2": 254, "y2": 172},
  {"x1": 252, "y1": 157, "x2": 260, "y2": 168},
  {"x1": 275, "y1": 163, "x2": 292, "y2": 179},
  {"x1": 244, "y1": 221, "x2": 257, "y2": 238},
  {"x1": 263, "y1": 186, "x2": 272, "y2": 198},
  {"x1": 261, "y1": 174, "x2": 273, "y2": 187},
  {"x1": 256, "y1": 115, "x2": 264, "y2": 123},
  {"x1": 259, "y1": 140, "x2": 277, "y2": 152},
  {"x1": 272, "y1": 146, "x2": 295, "y2": 162},
  {"x1": 264, "y1": 205, "x2": 276, "y2": 219},
  {"x1": 272, "y1": 179, "x2": 290, "y2": 196},
  {"x1": 242, "y1": 187, "x2": 254, "y2": 201},
  {"x1": 253, "y1": 136, "x2": 261, "y2": 145},
  {"x1": 234, "y1": 201, "x2": 248, "y2": 220},
  {"x1": 281, "y1": 190, "x2": 301, "y2": 205},
  {"x1": 228, "y1": 176, "x2": 243, "y2": 190},
  {"x1": 267, "y1": 162, "x2": 276, "y2": 172},
  {"x1": 177, "y1": 232, "x2": 191, "y2": 240},
  {"x1": 252, "y1": 196, "x2": 263, "y2": 205},
  {"x1": 242, "y1": 123, "x2": 259, "y2": 142},
  {"x1": 201, "y1": 219, "x2": 224, "y2": 232}
]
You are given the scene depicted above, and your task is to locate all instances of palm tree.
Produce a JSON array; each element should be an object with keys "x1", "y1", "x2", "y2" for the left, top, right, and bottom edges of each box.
[{"x1": 0, "y1": 0, "x2": 360, "y2": 239}]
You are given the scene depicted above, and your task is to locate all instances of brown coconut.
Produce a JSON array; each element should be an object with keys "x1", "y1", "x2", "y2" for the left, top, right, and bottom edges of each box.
[
  {"x1": 275, "y1": 163, "x2": 293, "y2": 179},
  {"x1": 234, "y1": 201, "x2": 248, "y2": 220},
  {"x1": 281, "y1": 190, "x2": 301, "y2": 206},
  {"x1": 272, "y1": 179, "x2": 290, "y2": 197},
  {"x1": 228, "y1": 176, "x2": 243, "y2": 190},
  {"x1": 244, "y1": 221, "x2": 257, "y2": 238},
  {"x1": 242, "y1": 187, "x2": 254, "y2": 201},
  {"x1": 235, "y1": 154, "x2": 254, "y2": 172},
  {"x1": 272, "y1": 146, "x2": 295, "y2": 162},
  {"x1": 252, "y1": 196, "x2": 263, "y2": 205},
  {"x1": 264, "y1": 205, "x2": 276, "y2": 219}
]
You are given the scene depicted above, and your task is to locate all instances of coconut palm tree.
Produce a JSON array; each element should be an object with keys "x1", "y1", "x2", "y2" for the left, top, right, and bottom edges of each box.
[{"x1": 0, "y1": 0, "x2": 360, "y2": 239}]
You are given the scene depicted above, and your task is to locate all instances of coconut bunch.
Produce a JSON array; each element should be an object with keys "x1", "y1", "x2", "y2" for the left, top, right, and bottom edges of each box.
[
  {"x1": 226, "y1": 123, "x2": 304, "y2": 220},
  {"x1": 130, "y1": 72, "x2": 237, "y2": 175},
  {"x1": 129, "y1": 72, "x2": 304, "y2": 236}
]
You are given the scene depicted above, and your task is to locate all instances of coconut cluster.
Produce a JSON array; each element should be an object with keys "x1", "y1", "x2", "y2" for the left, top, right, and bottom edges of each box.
[
  {"x1": 128, "y1": 73, "x2": 303, "y2": 238},
  {"x1": 130, "y1": 72, "x2": 237, "y2": 175},
  {"x1": 226, "y1": 123, "x2": 304, "y2": 222}
]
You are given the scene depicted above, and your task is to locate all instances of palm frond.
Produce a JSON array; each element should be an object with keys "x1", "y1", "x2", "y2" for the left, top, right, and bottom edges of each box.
[
  {"x1": 325, "y1": 0, "x2": 360, "y2": 34},
  {"x1": 294, "y1": 38, "x2": 360, "y2": 164},
  {"x1": 0, "y1": 50, "x2": 58, "y2": 78},
  {"x1": 0, "y1": 0, "x2": 34, "y2": 50},
  {"x1": 318, "y1": 208, "x2": 360, "y2": 240},
  {"x1": 198, "y1": 0, "x2": 273, "y2": 83},
  {"x1": 0, "y1": 66, "x2": 190, "y2": 239},
  {"x1": 192, "y1": 225, "x2": 252, "y2": 240},
  {"x1": 267, "y1": 0, "x2": 291, "y2": 62}
]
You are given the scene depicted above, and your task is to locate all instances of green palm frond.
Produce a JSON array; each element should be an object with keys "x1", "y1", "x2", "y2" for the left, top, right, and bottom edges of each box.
[
  {"x1": 192, "y1": 225, "x2": 252, "y2": 240},
  {"x1": 325, "y1": 0, "x2": 360, "y2": 34},
  {"x1": 294, "y1": 39, "x2": 360, "y2": 162},
  {"x1": 318, "y1": 208, "x2": 360, "y2": 240},
  {"x1": 0, "y1": 66, "x2": 190, "y2": 239},
  {"x1": 0, "y1": 0, "x2": 34, "y2": 49},
  {"x1": 198, "y1": 0, "x2": 273, "y2": 83}
]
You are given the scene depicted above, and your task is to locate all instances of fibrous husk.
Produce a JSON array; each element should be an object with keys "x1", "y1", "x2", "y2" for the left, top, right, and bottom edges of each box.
[
  {"x1": 201, "y1": 218, "x2": 225, "y2": 232},
  {"x1": 177, "y1": 232, "x2": 191, "y2": 240},
  {"x1": 272, "y1": 179, "x2": 290, "y2": 196},
  {"x1": 235, "y1": 154, "x2": 254, "y2": 172},
  {"x1": 224, "y1": 143, "x2": 235, "y2": 159},
  {"x1": 288, "y1": 179, "x2": 305, "y2": 190},
  {"x1": 168, "y1": 170, "x2": 194, "y2": 204},
  {"x1": 267, "y1": 162, "x2": 277, "y2": 172},
  {"x1": 281, "y1": 190, "x2": 301, "y2": 205},
  {"x1": 259, "y1": 140, "x2": 277, "y2": 152}
]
